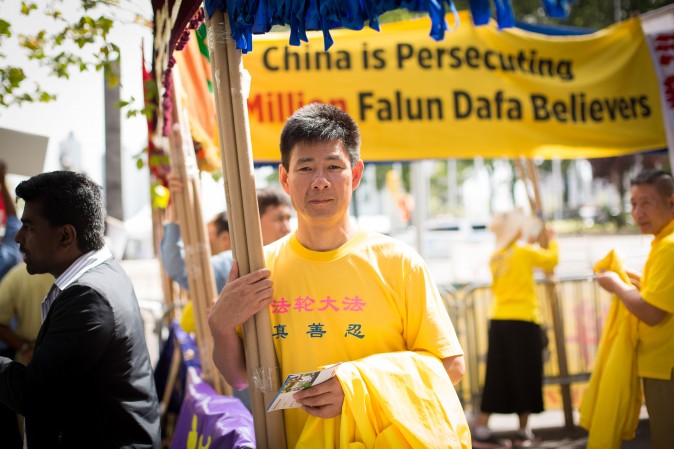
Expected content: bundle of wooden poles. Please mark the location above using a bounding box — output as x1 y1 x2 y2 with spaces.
205 10 286 449
167 68 231 397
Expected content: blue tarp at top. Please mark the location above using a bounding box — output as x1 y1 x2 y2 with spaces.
204 0 576 53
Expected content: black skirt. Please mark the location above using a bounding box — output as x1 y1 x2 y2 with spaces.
480 319 544 414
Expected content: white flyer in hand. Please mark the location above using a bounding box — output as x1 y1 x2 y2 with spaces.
266 363 341 412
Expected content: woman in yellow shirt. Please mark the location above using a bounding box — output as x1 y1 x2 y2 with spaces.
474 210 558 448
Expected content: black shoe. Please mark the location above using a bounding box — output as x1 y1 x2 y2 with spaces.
472 434 513 449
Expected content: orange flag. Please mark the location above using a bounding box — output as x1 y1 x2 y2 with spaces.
174 25 221 173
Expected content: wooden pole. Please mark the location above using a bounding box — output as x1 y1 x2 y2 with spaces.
515 159 574 429
525 160 544 218
152 205 178 322
206 12 267 446
206 10 286 448
524 159 574 430
160 345 182 418
514 158 537 212
223 15 284 437
167 70 231 396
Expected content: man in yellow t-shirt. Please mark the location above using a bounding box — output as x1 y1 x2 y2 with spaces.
596 169 674 449
0 263 54 365
0 262 53 447
208 103 467 448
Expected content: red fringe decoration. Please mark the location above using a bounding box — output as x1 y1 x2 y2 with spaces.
162 7 206 136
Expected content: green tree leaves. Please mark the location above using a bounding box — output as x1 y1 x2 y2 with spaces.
0 0 146 110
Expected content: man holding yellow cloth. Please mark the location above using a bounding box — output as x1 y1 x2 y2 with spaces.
208 103 469 448
596 169 674 449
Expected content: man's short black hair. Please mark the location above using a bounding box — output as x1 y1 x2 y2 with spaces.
279 103 360 171
210 211 229 235
257 187 290 217
631 169 674 198
15 171 106 253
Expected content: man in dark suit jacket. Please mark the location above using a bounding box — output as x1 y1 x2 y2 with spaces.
0 171 160 449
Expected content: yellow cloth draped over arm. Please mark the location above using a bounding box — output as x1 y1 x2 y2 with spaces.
295 351 471 449
579 250 642 449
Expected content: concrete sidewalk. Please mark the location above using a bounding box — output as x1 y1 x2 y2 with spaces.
488 419 651 448
482 409 652 448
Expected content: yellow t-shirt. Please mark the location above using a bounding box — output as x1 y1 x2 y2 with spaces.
264 231 464 448
489 240 559 324
638 219 674 380
0 263 54 342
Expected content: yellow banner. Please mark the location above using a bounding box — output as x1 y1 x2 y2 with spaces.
241 12 665 162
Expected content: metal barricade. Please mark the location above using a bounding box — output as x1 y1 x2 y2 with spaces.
438 274 613 420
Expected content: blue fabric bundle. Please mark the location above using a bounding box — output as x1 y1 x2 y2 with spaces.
542 0 575 19
204 0 573 53
470 0 514 28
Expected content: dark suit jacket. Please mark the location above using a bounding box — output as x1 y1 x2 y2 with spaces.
0 259 160 448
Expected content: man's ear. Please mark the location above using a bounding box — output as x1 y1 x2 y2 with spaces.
351 159 364 191
279 163 290 195
60 224 77 249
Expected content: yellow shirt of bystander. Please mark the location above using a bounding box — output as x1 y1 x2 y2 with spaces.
0 263 54 342
489 240 559 324
637 219 674 380
179 301 196 334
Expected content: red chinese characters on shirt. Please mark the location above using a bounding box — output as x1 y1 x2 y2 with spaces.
271 295 367 314
270 294 368 339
